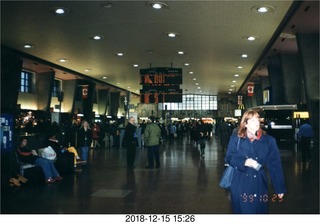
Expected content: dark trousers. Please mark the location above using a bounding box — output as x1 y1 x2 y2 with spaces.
300 137 312 163
126 144 136 169
147 145 160 168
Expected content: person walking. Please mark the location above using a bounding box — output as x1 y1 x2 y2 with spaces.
196 120 207 156
122 117 138 169
225 110 286 214
77 120 92 163
144 117 162 169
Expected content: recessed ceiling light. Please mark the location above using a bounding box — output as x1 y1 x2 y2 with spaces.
231 85 235 87
116 53 124 56
133 64 139 67
127 86 131 89
197 87 201 89
90 35 104 40
237 66 243 69
184 63 190 66
102 76 107 79
251 5 275 14
59 58 68 62
178 51 185 55
189 72 194 75
24 44 34 49
192 78 197 81
50 7 70 15
232 80 237 83
228 92 232 94
167 32 179 38
241 54 248 58
84 69 91 72
148 2 169 9
101 2 113 9
234 74 239 77
195 83 199 85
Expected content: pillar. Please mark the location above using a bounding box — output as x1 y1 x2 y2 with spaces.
296 33 319 149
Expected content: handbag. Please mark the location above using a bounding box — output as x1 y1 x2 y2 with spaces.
219 165 234 189
41 146 57 160
219 137 240 190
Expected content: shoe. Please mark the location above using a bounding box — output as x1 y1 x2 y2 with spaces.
75 168 82 172
76 159 86 164
45 178 56 184
17 175 28 183
9 178 21 187
53 176 63 181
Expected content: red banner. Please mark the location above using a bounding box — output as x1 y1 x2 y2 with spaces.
247 82 254 97
82 85 88 99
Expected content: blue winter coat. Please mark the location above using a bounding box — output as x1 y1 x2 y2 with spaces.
225 133 286 214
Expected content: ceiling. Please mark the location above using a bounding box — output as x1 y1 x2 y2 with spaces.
1 1 319 97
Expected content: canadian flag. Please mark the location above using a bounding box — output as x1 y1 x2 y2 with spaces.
82 85 88 99
247 82 254 97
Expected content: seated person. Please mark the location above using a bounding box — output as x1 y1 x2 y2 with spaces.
17 137 63 184
48 134 85 170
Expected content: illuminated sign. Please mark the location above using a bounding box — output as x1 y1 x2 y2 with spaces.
140 67 182 85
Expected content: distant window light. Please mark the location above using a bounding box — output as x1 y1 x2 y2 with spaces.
20 70 34 93
52 79 62 97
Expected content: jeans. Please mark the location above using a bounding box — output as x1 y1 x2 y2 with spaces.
80 146 89 161
34 157 59 180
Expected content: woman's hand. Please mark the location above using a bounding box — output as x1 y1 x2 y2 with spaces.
245 158 258 168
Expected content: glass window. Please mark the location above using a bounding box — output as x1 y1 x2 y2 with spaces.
20 70 34 93
52 79 61 97
159 94 218 111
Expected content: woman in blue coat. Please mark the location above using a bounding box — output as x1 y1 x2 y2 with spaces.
225 110 286 214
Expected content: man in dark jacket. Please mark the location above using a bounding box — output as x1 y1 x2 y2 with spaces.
122 117 137 169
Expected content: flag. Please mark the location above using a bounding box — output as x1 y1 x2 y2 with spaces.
82 85 88 99
247 82 254 97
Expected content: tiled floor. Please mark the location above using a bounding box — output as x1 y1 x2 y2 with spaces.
1 136 319 216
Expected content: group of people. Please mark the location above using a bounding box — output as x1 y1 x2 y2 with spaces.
122 116 161 170
15 120 93 184
14 111 314 215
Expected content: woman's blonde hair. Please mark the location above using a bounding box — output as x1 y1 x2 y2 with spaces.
80 120 91 129
237 110 264 138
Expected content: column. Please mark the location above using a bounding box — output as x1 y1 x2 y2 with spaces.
267 55 286 104
37 71 55 112
296 33 319 149
1 48 22 114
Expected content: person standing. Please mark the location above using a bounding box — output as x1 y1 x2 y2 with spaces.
144 117 162 169
77 120 92 163
225 110 286 214
297 120 314 164
92 122 101 149
122 117 138 169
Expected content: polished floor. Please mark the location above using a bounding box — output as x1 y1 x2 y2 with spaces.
1 136 319 215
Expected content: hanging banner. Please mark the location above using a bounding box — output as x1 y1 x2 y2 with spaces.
82 85 88 99
247 82 254 97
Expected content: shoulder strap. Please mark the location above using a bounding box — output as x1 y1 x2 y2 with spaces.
237 137 240 151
